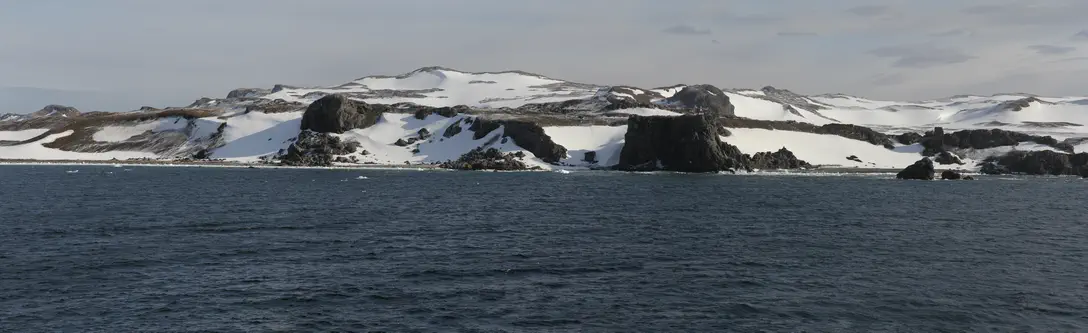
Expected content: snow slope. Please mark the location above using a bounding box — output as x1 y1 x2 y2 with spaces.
210 111 302 162
336 113 551 168
0 129 48 141
724 128 934 169
544 125 628 167
262 67 599 109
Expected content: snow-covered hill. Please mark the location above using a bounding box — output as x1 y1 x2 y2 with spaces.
2 66 1087 174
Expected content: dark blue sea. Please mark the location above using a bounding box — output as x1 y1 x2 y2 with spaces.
1 165 1086 332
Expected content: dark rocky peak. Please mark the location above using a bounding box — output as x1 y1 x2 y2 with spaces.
271 84 300 93
187 97 219 108
615 114 748 172
226 88 271 99
665 85 735 117
756 86 830 111
138 106 160 112
300 94 389 133
997 96 1052 111
30 104 80 118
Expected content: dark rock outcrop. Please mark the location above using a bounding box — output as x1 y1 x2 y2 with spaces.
997 97 1049 111
443 119 464 138
279 131 360 166
584 151 597 163
413 105 468 120
468 119 567 163
941 170 963 180
979 151 1088 176
226 88 270 99
847 155 862 163
439 147 530 171
300 94 387 133
616 115 747 172
896 158 935 180
919 127 1072 156
896 132 924 145
934 151 965 165
665 85 735 117
748 148 812 170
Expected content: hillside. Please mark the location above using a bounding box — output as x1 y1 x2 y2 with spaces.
2 66 1087 175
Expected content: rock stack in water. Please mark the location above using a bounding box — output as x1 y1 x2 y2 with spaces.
896 158 935 180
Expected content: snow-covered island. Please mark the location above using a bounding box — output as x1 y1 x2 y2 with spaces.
2 66 1088 177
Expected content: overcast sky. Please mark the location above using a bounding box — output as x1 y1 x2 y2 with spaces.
3 0 1088 113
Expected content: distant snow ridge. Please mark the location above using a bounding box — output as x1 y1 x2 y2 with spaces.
2 66 1088 175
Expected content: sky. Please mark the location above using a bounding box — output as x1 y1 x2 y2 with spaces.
2 0 1088 113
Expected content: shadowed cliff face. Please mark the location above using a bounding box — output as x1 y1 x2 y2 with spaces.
300 94 388 134
616 114 746 172
468 119 568 163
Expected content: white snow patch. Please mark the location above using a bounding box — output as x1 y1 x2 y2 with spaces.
724 128 923 169
544 125 628 167
604 108 682 117
211 111 303 162
0 129 48 141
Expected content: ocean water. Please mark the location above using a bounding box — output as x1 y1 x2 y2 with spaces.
1 165 1086 332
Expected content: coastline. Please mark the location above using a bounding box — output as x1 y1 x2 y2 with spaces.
0 159 443 171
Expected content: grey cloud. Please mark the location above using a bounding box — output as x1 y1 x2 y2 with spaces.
960 5 1002 15
1048 56 1088 63
870 73 907 86
1028 45 1076 55
777 31 818 37
1076 30 1088 39
661 24 712 35
959 3 1088 26
716 12 782 25
868 46 975 68
847 5 890 17
931 28 974 37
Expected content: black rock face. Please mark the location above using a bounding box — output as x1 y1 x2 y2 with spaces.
748 148 812 170
980 151 1088 176
665 85 735 117
413 105 468 120
615 115 746 172
280 131 360 166
442 118 465 138
919 127 1073 156
468 119 567 163
941 170 963 180
583 151 597 163
896 132 924 145
439 147 530 171
226 88 270 99
300 94 387 134
896 158 935 180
